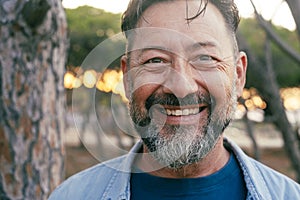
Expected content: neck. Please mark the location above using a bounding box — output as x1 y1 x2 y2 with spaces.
135 137 230 178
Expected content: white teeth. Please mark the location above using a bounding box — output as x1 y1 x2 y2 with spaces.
165 108 201 116
175 110 182 116
182 109 189 115
192 108 199 114
166 109 172 115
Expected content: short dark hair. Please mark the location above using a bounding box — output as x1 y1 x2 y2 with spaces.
121 0 240 37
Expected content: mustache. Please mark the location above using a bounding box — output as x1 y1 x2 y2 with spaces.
145 92 212 110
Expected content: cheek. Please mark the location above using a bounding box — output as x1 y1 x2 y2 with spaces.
195 69 233 104
131 84 159 106
128 67 167 94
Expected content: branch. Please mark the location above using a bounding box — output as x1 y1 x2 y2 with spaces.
285 0 300 37
249 0 300 65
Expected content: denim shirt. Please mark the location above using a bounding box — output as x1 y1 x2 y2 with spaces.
49 138 300 200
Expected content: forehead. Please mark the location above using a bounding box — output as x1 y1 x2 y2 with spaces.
137 1 223 29
128 1 232 54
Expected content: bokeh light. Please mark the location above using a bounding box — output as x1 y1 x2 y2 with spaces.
64 69 299 110
83 70 97 88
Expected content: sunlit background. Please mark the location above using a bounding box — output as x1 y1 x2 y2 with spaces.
64 68 126 101
62 0 296 31
60 0 300 180
64 67 300 118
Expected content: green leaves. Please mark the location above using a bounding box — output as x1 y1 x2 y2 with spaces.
66 6 121 66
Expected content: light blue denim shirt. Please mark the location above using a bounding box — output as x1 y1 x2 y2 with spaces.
49 138 300 200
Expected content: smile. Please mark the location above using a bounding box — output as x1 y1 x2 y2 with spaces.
159 105 207 116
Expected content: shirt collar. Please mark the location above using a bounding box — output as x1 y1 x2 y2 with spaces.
103 141 143 200
104 139 272 200
225 138 272 200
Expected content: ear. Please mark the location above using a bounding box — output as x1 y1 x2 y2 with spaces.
235 51 247 97
121 55 131 99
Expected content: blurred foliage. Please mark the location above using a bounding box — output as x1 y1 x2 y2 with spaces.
66 6 122 67
66 6 300 87
239 18 300 88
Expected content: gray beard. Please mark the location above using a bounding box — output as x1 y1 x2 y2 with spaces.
129 86 237 169
137 112 228 169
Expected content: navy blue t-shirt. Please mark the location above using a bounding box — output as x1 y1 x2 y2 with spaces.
130 153 247 199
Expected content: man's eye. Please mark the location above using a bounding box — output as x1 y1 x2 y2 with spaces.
145 57 165 64
189 54 219 70
199 55 214 61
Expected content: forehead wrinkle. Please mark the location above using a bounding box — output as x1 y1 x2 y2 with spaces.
129 46 170 61
188 41 220 53
140 41 219 52
131 40 221 60
191 41 218 49
140 46 170 53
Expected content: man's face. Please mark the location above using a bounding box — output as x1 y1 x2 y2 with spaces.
122 1 247 169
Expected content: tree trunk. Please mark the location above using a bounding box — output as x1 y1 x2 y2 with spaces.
264 38 300 182
239 98 260 160
246 1 300 182
237 32 300 182
0 0 68 199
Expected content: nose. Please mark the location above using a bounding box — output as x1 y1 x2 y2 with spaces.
162 59 198 98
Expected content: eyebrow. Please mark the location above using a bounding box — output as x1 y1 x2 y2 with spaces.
140 46 170 52
132 41 219 57
132 46 170 58
189 41 218 51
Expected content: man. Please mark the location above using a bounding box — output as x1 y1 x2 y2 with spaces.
49 0 300 199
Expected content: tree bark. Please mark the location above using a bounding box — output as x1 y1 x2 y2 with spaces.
0 0 68 199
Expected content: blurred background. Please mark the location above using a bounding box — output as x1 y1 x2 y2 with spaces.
0 0 299 199
61 0 300 180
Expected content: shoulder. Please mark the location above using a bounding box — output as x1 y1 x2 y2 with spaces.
225 138 300 198
48 155 128 200
250 157 300 198
49 141 142 199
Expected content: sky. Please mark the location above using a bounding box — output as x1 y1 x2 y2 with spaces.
62 0 296 31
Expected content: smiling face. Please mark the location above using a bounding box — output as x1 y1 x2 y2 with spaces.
122 1 247 169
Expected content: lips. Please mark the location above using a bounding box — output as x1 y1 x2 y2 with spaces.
145 93 211 125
